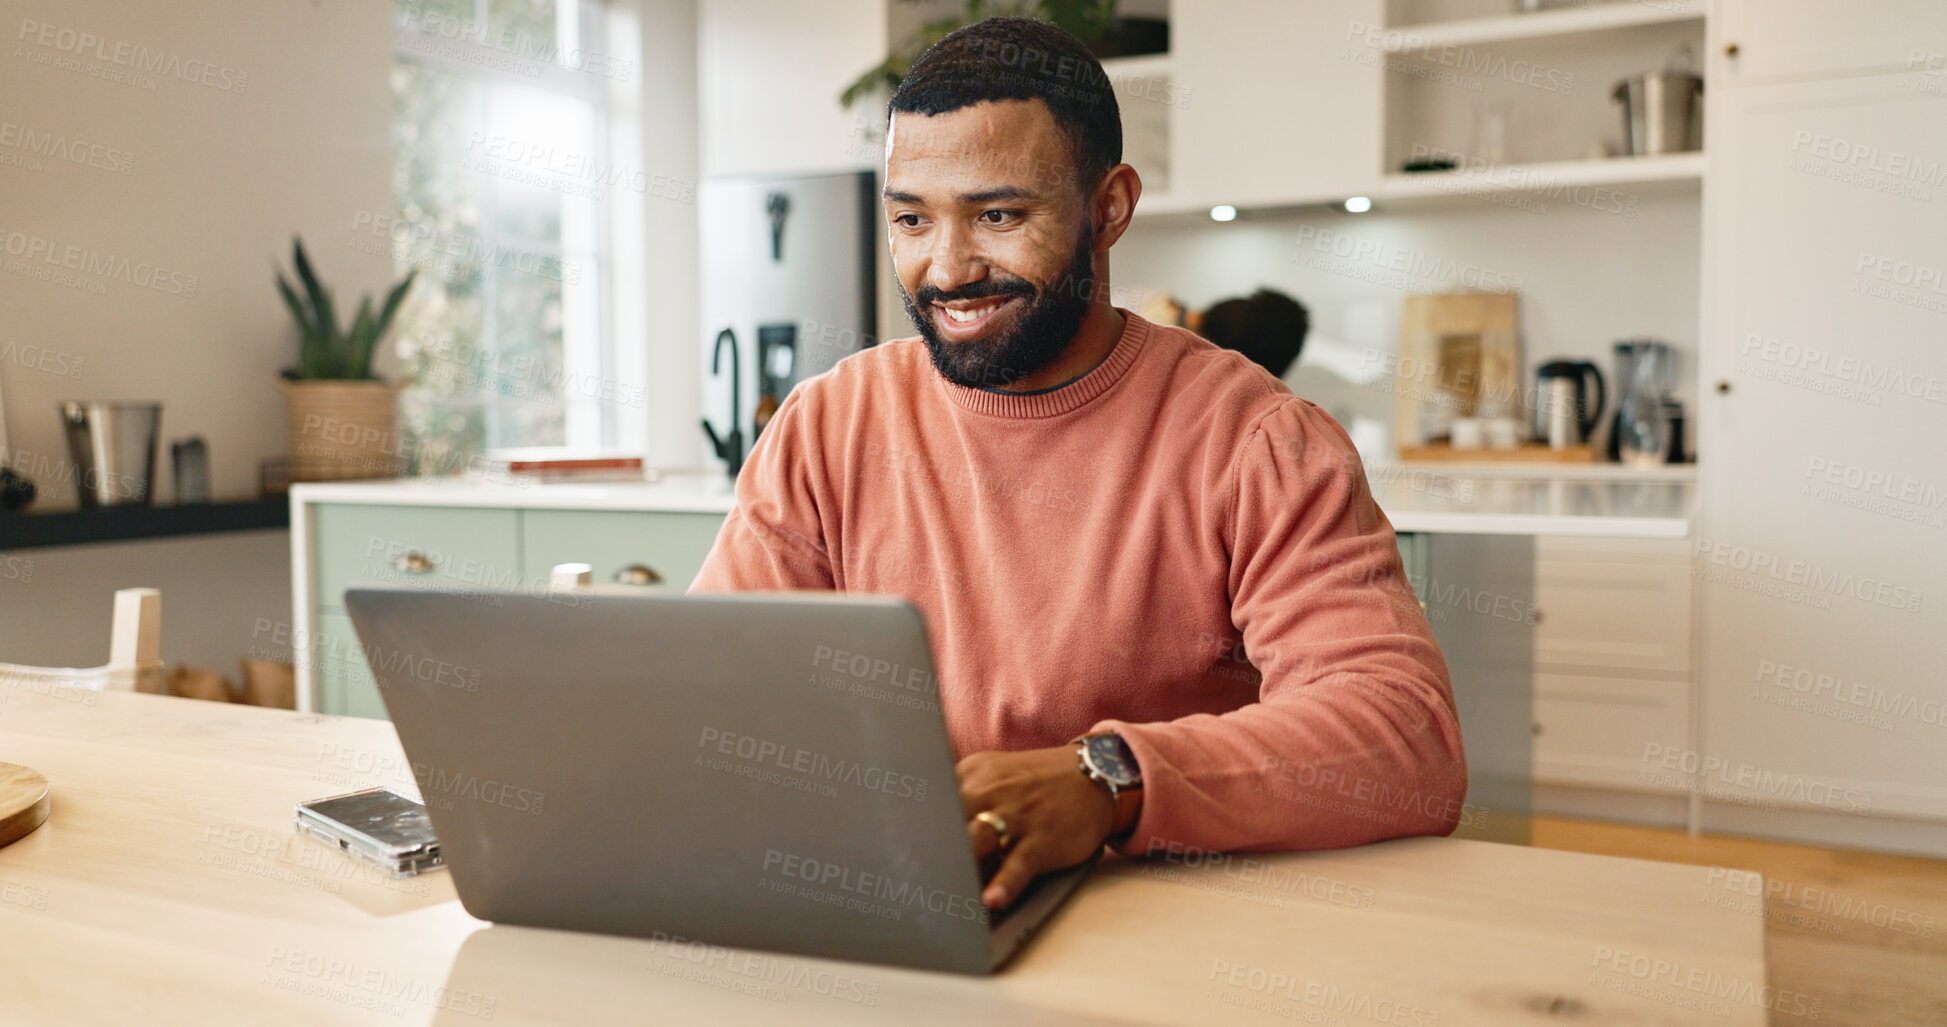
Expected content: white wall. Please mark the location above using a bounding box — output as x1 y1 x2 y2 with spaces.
1 0 393 673
2 0 396 506
1 2 712 672
1111 192 1702 459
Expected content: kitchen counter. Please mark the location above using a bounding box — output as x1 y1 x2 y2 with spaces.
289 470 738 514
1392 461 1696 482
1367 465 1694 538
291 464 1694 539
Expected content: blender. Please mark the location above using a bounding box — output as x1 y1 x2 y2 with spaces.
1607 339 1678 464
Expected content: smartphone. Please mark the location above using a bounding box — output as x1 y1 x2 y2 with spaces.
293 787 443 878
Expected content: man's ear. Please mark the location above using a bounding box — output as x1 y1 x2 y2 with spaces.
1088 163 1142 252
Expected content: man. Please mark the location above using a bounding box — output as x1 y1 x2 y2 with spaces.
690 17 1465 911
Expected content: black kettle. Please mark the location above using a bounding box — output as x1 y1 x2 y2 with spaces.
1533 360 1606 448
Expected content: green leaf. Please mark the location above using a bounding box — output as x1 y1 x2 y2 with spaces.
274 236 416 381
372 270 417 343
290 236 340 348
347 297 377 379
275 274 315 336
841 0 1119 110
839 58 905 109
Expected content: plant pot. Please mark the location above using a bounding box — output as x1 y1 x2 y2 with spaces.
279 379 400 482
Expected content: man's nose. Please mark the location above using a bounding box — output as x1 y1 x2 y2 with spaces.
925 220 986 295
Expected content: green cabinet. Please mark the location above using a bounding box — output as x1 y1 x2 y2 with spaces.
521 510 725 590
313 504 521 612
309 502 727 718
314 611 387 721
1396 531 1429 608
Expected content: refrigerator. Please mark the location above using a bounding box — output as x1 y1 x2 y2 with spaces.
699 170 879 477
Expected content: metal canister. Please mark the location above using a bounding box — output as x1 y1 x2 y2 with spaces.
60 400 162 507
1613 72 1703 155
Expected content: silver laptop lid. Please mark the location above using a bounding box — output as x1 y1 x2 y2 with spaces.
345 586 996 974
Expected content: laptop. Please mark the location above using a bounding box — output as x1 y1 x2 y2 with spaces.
344 585 1094 975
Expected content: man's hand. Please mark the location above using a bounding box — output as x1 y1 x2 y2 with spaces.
956 745 1119 910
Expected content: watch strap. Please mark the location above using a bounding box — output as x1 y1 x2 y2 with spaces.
1076 733 1143 840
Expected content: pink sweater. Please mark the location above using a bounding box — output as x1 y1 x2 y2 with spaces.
690 311 1467 855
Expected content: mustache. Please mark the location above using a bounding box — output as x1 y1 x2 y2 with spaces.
914 279 1034 307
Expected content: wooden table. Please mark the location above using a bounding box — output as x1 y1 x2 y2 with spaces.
0 688 1769 1025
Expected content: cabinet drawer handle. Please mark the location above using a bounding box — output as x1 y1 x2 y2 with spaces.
393 551 437 575
614 563 664 586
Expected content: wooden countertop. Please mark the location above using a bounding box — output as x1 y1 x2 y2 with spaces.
0 687 1767 1025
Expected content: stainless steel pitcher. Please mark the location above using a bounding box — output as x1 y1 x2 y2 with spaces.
60 401 161 507
1613 72 1703 156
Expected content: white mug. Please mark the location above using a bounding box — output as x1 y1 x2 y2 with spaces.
1485 417 1524 450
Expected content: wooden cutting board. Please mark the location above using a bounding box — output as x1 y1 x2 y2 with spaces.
1395 291 1523 449
1400 443 1596 463
0 762 51 848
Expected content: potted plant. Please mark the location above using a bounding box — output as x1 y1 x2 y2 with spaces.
838 0 1159 110
274 237 416 482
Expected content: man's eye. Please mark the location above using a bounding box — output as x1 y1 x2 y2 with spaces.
979 210 1018 225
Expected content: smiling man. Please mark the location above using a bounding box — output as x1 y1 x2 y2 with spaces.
690 17 1466 910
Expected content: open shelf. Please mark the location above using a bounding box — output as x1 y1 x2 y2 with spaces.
1131 150 1703 217
0 497 291 551
1378 152 1704 202
1384 3 1703 50
1097 53 1172 79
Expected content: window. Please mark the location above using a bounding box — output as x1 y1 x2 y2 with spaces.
390 0 628 469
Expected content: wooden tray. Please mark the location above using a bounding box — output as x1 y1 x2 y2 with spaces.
0 762 51 848
1399 443 1595 463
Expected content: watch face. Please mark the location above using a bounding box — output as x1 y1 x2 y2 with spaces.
1085 734 1140 787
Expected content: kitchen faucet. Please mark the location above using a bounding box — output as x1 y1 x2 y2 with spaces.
701 327 744 478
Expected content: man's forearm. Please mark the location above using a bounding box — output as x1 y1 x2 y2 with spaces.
1089 670 1469 855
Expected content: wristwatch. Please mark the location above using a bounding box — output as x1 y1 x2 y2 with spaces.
1077 732 1143 840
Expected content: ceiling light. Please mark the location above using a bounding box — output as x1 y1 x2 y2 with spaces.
1343 196 1373 214
1209 204 1237 222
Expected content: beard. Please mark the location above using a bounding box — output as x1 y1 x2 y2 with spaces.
900 223 1098 391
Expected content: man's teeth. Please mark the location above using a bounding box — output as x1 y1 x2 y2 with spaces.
943 301 1005 324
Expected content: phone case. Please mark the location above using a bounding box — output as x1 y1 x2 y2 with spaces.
293 787 444 878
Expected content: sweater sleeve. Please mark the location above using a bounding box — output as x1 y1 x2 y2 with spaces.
1089 399 1468 855
688 388 836 593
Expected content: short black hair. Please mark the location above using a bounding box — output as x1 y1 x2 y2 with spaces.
1201 289 1312 379
888 16 1122 194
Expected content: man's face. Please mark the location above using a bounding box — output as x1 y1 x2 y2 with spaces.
883 100 1096 390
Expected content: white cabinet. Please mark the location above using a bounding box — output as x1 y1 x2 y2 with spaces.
1101 54 1179 200
1169 0 1383 209
1713 0 1947 85
1531 538 1693 797
1534 538 1693 678
699 0 887 178
1697 68 1947 844
1536 674 1691 793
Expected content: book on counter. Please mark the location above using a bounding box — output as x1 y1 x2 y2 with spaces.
480 447 652 483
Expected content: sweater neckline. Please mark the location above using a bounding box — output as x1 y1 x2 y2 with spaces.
936 309 1151 419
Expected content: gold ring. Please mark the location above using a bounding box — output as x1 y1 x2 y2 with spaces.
974 810 1013 851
